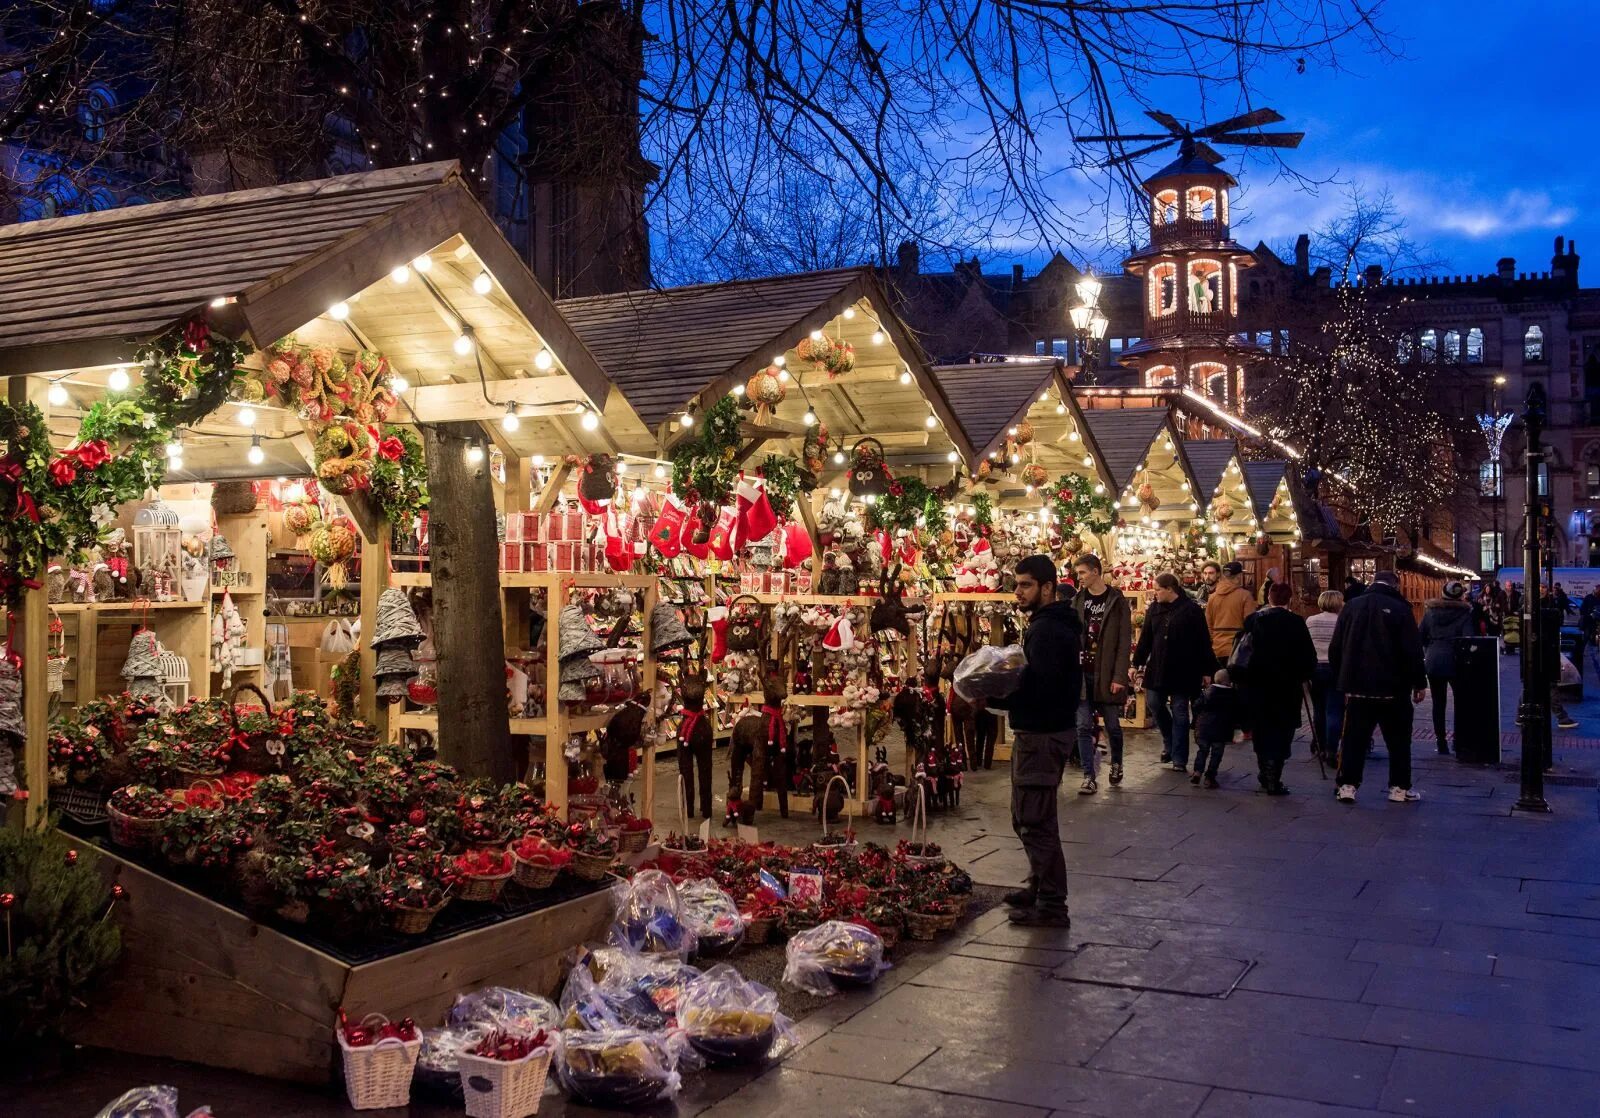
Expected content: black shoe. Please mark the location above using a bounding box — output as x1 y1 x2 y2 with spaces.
1003 886 1038 908
1266 782 1291 796
1159 752 1171 764
1008 905 1071 927
1189 771 1201 785
1558 717 1580 730
1203 775 1220 789
1109 763 1124 786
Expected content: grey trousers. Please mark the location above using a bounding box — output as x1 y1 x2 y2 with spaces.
1011 731 1071 907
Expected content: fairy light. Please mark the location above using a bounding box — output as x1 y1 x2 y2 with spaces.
247 435 265 466
390 373 409 394
1068 431 1080 442
843 308 856 319
412 254 432 273
453 331 474 356
925 413 938 429
47 381 68 406
107 366 130 391
164 435 183 459
533 348 554 371
473 272 493 295
731 384 746 396
832 449 845 465
872 331 885 345
898 369 912 385
679 410 695 429
466 443 485 466
391 265 411 284
654 464 666 479
772 355 786 367
778 368 791 383
580 407 600 431
947 450 959 463
803 409 817 427
501 403 520 432
329 301 350 320
236 405 256 427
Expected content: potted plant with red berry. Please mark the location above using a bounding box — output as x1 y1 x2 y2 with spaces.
452 846 515 903
509 833 572 890
106 783 175 848
565 821 619 882
377 850 455 934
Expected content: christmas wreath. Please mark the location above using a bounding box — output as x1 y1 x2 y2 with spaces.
669 395 742 508
1047 475 1119 537
368 425 428 529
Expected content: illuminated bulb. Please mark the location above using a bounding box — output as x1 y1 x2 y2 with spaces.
210 296 228 308
1040 392 1050 403
390 373 410 395
1068 431 1080 442
654 464 666 479
533 348 554 371
532 454 546 466
1141 515 1150 525
1010 452 1020 464
1094 484 1105 494
1190 501 1199 512
580 408 600 431
391 264 411 284
108 366 130 391
773 355 786 366
47 382 68 406
284 482 306 503
1056 403 1067 415
1083 455 1093 467
989 451 999 460
453 332 473 356
832 450 845 465
329 301 350 320
863 493 877 505
247 435 265 466
809 330 823 342
411 254 432 273
843 308 856 319
947 450 959 463
165 437 183 459
898 369 912 385
926 414 938 429
233 406 256 428
679 411 695 429
803 410 816 427
731 383 746 396
501 403 520 432
831 487 842 499
615 460 627 474
1008 426 1018 437
1181 481 1190 491
1024 484 1034 496
473 271 493 295
777 368 790 383
466 443 485 466
872 331 885 345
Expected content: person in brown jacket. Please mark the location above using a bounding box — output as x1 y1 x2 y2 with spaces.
1205 561 1257 667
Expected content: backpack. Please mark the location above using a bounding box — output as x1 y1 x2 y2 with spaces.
1227 629 1255 676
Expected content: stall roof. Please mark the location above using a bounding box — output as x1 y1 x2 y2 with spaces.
1183 439 1242 498
0 162 611 414
1241 460 1290 519
929 359 1058 462
1081 409 1180 492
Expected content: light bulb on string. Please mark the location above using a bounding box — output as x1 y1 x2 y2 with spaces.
501 403 520 432
803 410 816 426
466 443 485 466
412 255 432 273
165 435 183 459
898 369 911 385
731 384 745 397
453 331 474 356
947 450 958 463
390 373 409 394
1068 430 1080 442
532 454 546 467
47 381 68 406
832 449 845 465
533 348 554 371
679 411 695 429
580 408 600 431
1056 403 1067 415
615 459 628 475
925 413 937 429
236 405 256 427
654 463 666 479
872 330 885 345
247 435 265 466
329 301 350 320
473 272 493 295
777 368 790 383
391 265 411 284
772 355 786 367
108 366 130 392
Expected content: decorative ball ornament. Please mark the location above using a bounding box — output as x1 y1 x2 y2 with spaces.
0 892 13 909
1014 420 1034 446
745 365 788 424
974 459 992 482
282 501 320 537
1213 495 1235 523
1020 463 1049 489
1137 481 1159 512
110 883 126 900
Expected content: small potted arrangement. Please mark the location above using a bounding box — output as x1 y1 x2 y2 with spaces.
905 892 956 940
660 830 707 858
336 1010 423 1111
895 836 946 870
452 847 515 903
377 851 455 934
510 833 572 890
457 790 510 851
861 899 905 951
159 785 245 870
106 783 175 848
565 821 619 882
456 1029 555 1118
47 720 108 788
739 896 786 945
615 812 653 855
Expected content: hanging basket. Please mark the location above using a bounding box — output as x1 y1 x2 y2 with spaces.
212 480 259 515
338 1015 423 1111
847 438 890 499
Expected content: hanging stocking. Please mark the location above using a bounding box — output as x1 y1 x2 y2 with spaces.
707 606 730 663
707 506 739 561
782 521 814 569
603 508 633 572
737 476 779 544
683 504 714 560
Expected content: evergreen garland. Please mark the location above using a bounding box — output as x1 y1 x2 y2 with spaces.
970 492 993 530
669 395 743 507
758 454 801 517
369 425 428 529
1047 475 1119 535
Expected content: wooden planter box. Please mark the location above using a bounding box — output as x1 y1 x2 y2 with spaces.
73 845 612 1084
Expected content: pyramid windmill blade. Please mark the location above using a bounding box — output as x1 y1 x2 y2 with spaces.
1196 108 1285 137
1212 131 1305 149
1192 141 1226 165
1145 109 1188 136
1102 138 1180 167
1076 133 1179 143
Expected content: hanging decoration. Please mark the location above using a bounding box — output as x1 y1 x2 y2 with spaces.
757 455 802 518
368 424 427 530
1046 475 1119 537
308 516 359 589
795 334 856 378
0 317 248 600
744 365 787 424
669 395 742 510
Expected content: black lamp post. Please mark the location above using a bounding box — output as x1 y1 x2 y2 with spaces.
1515 382 1552 814
1069 275 1110 384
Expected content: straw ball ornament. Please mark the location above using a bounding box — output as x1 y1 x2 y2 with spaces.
1137 481 1159 512
282 501 320 537
1212 495 1235 523
1013 420 1034 446
745 365 788 423
1020 463 1048 489
309 518 358 589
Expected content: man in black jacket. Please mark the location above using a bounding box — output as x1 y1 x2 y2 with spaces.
988 554 1082 926
1133 571 1214 772
1329 570 1427 804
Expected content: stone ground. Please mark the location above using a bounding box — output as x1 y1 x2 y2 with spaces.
18 662 1600 1117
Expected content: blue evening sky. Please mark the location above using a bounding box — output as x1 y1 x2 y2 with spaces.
1055 0 1598 280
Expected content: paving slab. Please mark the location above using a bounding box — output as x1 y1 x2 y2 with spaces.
1376 1047 1600 1117
900 1045 1211 1116
699 1068 1048 1118
785 1032 938 1083
1235 954 1377 1001
1052 942 1251 996
1348 940 1495 976
1361 1005 1600 1074
1359 963 1598 1029
1196 1090 1407 1118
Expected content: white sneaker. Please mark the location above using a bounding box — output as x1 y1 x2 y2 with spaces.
1388 786 1421 802
1079 776 1098 795
1335 784 1357 803
1168 761 1188 772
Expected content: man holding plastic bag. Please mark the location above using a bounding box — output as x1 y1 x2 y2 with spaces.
959 554 1081 927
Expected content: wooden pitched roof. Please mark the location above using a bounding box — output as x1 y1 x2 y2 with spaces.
929 359 1057 461
1080 409 1171 491
1242 460 1290 519
0 162 611 410
1184 439 1241 497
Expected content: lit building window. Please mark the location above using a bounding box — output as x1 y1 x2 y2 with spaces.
1149 262 1178 316
1185 186 1217 221
1525 325 1545 363
77 86 114 143
1537 462 1550 497
1587 464 1600 500
1466 327 1485 364
1187 259 1221 313
1442 330 1460 362
1051 338 1068 358
1479 531 1503 571
1035 340 1046 356
1480 460 1501 497
1420 329 1438 363
1192 361 1228 403
1146 365 1177 387
1153 190 1179 225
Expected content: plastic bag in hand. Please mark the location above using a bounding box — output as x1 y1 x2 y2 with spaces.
677 878 746 957
607 869 697 961
446 985 561 1035
94 1087 213 1118
679 962 797 1064
555 1027 684 1108
782 919 889 996
952 643 1026 703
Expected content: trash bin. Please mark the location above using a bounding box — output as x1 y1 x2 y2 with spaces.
1453 637 1501 765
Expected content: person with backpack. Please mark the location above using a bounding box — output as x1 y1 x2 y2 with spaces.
1191 668 1244 788
1132 571 1214 771
1330 570 1428 804
1205 561 1256 669
1239 581 1317 795
1418 580 1479 756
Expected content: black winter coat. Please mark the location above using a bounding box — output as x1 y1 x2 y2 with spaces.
1418 598 1478 678
1329 582 1426 698
1133 594 1213 697
988 600 1082 737
1241 606 1316 731
1193 681 1243 743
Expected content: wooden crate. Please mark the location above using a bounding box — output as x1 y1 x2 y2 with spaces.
73 844 613 1084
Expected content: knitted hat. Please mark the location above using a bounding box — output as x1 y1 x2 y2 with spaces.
374 646 417 677
371 588 424 647
560 652 602 685
649 601 693 655
121 629 165 682
557 604 604 662
208 534 235 562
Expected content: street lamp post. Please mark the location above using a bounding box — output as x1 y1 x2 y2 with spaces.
1494 374 1507 569
1069 275 1110 384
1515 382 1552 814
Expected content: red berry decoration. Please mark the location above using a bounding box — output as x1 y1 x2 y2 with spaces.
0 893 14 910
64 849 78 866
110 884 126 900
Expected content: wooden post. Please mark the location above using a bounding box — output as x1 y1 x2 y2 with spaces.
421 423 514 782
10 376 48 825
543 578 567 810
358 530 389 730
534 464 572 514
798 490 824 582
638 578 659 822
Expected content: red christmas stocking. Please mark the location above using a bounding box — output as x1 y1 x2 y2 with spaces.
683 505 714 560
649 496 689 558
737 477 779 543
707 506 739 560
782 521 814 569
604 532 632 572
707 605 729 662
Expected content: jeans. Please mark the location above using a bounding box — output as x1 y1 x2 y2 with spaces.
1193 736 1227 776
1146 688 1193 768
1010 731 1071 907
1075 696 1124 780
1310 664 1345 757
1427 673 1457 748
1338 696 1414 790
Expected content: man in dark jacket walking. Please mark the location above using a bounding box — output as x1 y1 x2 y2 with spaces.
1330 570 1427 804
1241 582 1317 795
1133 571 1213 772
988 554 1081 927
1419 580 1478 755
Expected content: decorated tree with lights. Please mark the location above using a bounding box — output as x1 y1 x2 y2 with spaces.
1251 284 1464 533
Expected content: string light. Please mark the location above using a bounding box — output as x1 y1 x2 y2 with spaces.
580 407 600 431
679 410 695 429
1056 402 1067 415
777 368 790 383
466 443 485 466
772 355 786 366
872 331 885 345
236 405 256 427
803 409 816 426
107 366 130 391
898 369 912 385
501 403 520 432
533 348 554 371
1068 430 1080 442
329 301 350 320
809 330 823 342
390 373 409 394
925 413 937 429
615 459 628 474
390 265 411 284
473 272 493 295
832 449 846 465
453 331 474 356
47 381 68 406
165 435 183 459
1083 455 1094 467
412 255 432 273
247 435 265 466
532 454 546 466
731 384 745 396
654 463 666 479
947 450 959 463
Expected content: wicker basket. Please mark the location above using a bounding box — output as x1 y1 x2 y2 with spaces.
570 848 617 882
458 1046 553 1118
618 828 650 855
511 852 562 890
743 914 777 945
392 899 447 935
904 911 944 941
52 784 107 826
338 1016 423 1111
212 480 259 515
877 923 902 951
106 803 167 848
227 682 283 774
163 765 225 791
902 785 947 870
936 910 961 932
457 868 514 903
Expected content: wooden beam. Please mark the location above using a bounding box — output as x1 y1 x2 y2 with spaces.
405 376 587 423
534 463 572 514
738 417 809 439
337 491 386 547
10 375 48 825
358 530 389 726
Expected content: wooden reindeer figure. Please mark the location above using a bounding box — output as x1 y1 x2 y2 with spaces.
726 669 792 825
677 676 714 819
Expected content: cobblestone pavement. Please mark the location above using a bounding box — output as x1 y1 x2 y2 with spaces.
17 685 1600 1117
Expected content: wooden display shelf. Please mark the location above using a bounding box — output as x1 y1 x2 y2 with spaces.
932 591 1015 602
52 599 208 613
213 586 264 596
391 708 613 736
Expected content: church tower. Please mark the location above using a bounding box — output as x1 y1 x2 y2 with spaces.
1118 145 1259 409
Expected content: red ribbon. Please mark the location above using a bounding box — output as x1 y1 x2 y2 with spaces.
378 437 404 462
761 704 788 754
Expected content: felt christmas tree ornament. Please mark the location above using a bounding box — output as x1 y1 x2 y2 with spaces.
736 476 778 543
649 601 694 654
782 521 814 569
648 496 689 558
821 613 854 652
707 506 739 560
557 603 605 662
707 605 730 663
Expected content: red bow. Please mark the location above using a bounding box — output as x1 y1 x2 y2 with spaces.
72 440 111 469
378 436 404 462
47 457 78 486
0 458 21 485
183 318 211 354
15 491 39 523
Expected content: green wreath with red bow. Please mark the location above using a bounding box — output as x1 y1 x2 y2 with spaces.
1047 474 1119 537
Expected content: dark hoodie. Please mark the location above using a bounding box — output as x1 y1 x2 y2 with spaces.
988 599 1082 736
1418 597 1478 678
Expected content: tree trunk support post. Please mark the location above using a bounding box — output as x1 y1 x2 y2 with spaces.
10 376 49 827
